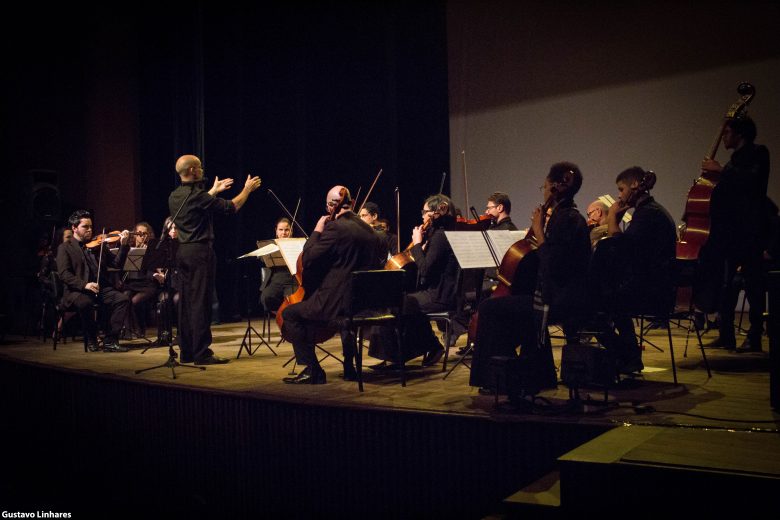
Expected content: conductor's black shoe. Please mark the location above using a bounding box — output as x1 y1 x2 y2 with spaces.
194 355 230 365
702 337 736 350
736 337 762 353
86 343 100 352
283 366 326 385
103 342 129 353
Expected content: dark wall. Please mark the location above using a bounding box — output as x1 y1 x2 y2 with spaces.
2 2 450 329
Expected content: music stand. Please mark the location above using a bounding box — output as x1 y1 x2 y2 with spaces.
120 247 153 344
235 244 278 358
135 237 205 378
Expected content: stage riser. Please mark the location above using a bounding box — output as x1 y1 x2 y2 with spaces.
1 360 608 517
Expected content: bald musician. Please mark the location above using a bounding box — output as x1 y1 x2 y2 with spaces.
168 154 262 365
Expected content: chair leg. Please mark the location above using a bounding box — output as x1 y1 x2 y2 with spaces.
396 325 406 387
356 326 364 392
692 316 712 378
441 319 451 373
666 321 677 385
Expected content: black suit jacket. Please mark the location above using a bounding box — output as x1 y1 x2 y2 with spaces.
295 212 384 321
56 237 130 307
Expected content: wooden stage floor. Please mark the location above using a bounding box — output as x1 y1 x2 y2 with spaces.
1 317 777 432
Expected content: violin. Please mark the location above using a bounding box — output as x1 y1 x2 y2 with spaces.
455 212 492 231
85 230 137 249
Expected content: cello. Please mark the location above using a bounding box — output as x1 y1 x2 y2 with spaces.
677 82 755 260
276 188 348 344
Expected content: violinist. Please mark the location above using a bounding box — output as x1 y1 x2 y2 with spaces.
56 209 131 352
359 201 398 256
594 167 676 374
368 194 459 368
120 221 160 338
469 163 590 393
698 116 770 352
259 217 298 315
169 154 262 365
485 192 518 230
281 185 384 385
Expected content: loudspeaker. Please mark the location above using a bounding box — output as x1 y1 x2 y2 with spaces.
30 169 61 221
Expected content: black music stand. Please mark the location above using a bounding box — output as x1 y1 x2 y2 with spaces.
235 247 277 359
120 247 153 345
135 237 205 378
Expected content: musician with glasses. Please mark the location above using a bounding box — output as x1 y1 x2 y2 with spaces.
485 192 518 231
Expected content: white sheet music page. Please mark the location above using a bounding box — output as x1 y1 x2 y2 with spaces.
444 231 496 269
275 238 307 275
485 230 527 260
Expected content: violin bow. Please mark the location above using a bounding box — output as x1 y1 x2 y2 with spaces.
439 171 447 195
267 189 310 239
352 186 362 211
96 227 106 290
395 187 401 253
291 197 302 235
357 168 383 214
461 150 470 213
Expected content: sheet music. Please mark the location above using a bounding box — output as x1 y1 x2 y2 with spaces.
444 231 497 269
275 238 306 275
486 230 528 260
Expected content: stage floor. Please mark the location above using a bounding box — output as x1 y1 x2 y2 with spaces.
1 317 776 432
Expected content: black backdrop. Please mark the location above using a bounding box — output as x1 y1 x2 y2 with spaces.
3 2 450 327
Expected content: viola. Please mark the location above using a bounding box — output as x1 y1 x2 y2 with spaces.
677 82 755 260
276 188 347 344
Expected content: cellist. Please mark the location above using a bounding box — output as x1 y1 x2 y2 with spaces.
280 185 385 385
469 163 590 394
698 116 770 352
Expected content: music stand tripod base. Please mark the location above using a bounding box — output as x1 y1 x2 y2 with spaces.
135 346 206 379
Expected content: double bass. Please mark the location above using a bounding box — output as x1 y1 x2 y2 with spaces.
276 188 348 344
677 82 755 260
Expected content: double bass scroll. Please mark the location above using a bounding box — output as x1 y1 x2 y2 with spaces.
677 82 755 261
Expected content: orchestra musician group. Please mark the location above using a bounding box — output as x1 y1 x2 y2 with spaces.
42 109 773 392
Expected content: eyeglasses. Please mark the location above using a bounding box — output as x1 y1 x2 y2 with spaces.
586 210 599 218
421 209 433 216
327 201 340 208
485 205 497 210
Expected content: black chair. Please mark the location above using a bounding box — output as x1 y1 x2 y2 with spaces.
344 269 406 391
427 267 484 372
633 258 712 385
49 272 106 353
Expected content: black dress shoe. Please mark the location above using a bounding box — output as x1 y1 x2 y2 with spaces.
342 362 358 381
103 342 129 353
736 337 762 353
86 343 100 352
702 337 736 350
194 355 230 365
283 366 326 385
422 348 444 367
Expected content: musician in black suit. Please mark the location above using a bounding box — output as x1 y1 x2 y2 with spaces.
281 186 385 384
56 210 131 352
469 163 591 392
359 201 399 256
596 167 677 373
259 217 298 315
699 116 770 352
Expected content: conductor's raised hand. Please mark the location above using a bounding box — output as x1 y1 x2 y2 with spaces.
244 175 262 193
211 176 234 194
